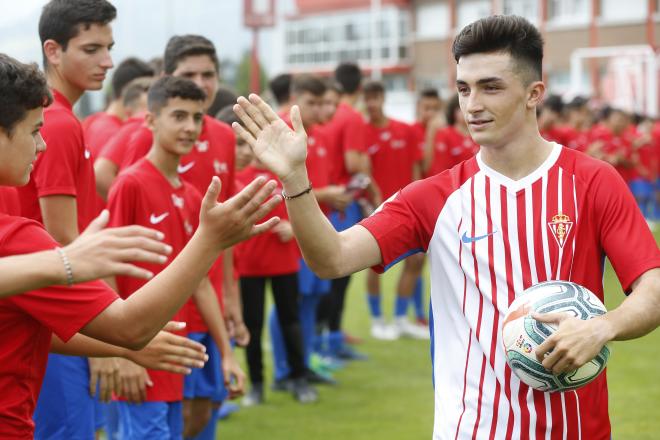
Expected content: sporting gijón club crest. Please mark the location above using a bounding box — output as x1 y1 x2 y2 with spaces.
548 213 573 248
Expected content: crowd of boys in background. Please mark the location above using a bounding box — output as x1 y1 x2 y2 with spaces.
0 2 658 438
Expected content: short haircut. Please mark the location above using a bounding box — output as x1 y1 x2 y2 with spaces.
324 78 343 94
566 96 588 110
147 76 206 114
215 104 241 127
334 62 362 94
39 0 116 68
269 73 292 105
419 88 440 100
149 57 164 76
207 86 239 116
445 94 461 126
111 57 154 100
452 15 543 84
362 80 385 97
164 35 219 75
542 94 564 114
121 77 153 109
291 74 327 97
0 53 53 135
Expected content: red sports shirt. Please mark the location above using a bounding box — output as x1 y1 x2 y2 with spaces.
322 102 367 184
0 215 118 439
107 158 201 401
365 118 421 200
97 116 148 167
82 111 123 159
360 145 660 440
234 166 299 277
17 89 100 231
588 125 635 182
0 187 21 215
428 125 479 177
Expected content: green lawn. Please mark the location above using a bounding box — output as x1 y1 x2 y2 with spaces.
218 228 660 440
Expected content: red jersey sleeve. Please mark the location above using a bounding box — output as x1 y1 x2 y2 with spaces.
33 112 82 198
591 164 660 291
0 217 118 341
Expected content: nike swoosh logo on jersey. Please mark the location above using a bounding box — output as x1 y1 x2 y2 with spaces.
150 212 169 224
461 230 498 244
84 149 91 160
177 161 195 174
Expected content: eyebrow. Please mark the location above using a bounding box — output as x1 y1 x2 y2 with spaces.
456 77 505 86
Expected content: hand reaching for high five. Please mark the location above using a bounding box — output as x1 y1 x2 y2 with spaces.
233 95 309 183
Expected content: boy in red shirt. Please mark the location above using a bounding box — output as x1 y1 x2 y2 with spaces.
363 81 427 340
0 51 279 440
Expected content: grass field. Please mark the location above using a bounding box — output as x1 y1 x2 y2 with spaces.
217 228 660 440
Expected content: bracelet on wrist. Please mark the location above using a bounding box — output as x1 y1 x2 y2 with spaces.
281 182 312 200
55 247 74 287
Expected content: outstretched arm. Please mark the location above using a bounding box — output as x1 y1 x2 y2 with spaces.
232 95 381 279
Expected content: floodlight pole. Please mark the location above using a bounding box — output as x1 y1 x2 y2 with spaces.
251 27 260 93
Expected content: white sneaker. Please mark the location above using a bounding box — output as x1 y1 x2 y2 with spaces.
370 318 399 340
394 317 430 340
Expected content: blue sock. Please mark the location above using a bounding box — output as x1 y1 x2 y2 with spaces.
395 296 410 318
299 295 321 367
412 277 424 319
328 331 344 356
367 294 382 318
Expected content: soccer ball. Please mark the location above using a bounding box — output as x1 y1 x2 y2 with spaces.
501 280 611 392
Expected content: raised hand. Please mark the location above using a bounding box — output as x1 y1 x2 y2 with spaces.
198 176 282 250
233 94 308 182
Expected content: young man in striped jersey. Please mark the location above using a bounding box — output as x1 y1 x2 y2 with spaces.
233 15 660 440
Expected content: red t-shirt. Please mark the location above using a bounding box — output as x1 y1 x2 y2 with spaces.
0 215 118 439
107 158 200 401
428 125 479 176
17 89 100 231
82 112 123 159
117 116 236 333
97 116 148 167
322 102 367 185
562 125 591 152
365 119 421 200
411 121 427 155
0 187 21 215
588 125 635 182
233 166 299 277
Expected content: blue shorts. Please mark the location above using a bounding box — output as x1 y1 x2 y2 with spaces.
329 201 363 232
118 401 183 440
298 258 331 296
183 332 227 403
34 354 97 440
629 178 655 198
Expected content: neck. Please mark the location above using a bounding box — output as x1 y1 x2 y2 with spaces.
47 70 84 105
105 100 126 119
479 119 554 181
146 145 182 187
341 93 359 107
370 114 388 127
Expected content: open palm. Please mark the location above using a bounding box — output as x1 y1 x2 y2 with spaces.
232 94 308 181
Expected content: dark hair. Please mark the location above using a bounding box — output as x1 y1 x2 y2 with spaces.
148 76 206 114
362 80 385 97
291 74 327 97
566 96 588 110
122 77 152 109
419 88 440 100
445 94 461 126
334 62 362 94
269 73 292 105
207 86 238 116
324 78 343 94
542 94 564 114
164 35 219 75
215 104 241 127
111 57 154 100
39 0 116 68
0 54 53 135
149 57 164 76
452 15 543 83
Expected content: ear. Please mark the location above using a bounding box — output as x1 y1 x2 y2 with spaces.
43 40 62 68
527 81 546 110
145 111 156 131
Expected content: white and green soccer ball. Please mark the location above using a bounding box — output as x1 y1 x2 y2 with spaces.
501 280 611 392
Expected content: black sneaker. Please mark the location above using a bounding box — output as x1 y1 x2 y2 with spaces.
271 377 293 392
242 384 264 407
305 368 337 386
291 378 318 404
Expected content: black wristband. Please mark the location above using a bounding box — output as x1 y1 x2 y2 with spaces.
281 182 313 200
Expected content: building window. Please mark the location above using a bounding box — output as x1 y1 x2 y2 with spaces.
457 1 491 30
547 0 590 26
503 0 538 24
600 0 647 22
415 3 450 40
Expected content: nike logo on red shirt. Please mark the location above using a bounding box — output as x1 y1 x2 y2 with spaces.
150 212 169 224
177 161 195 174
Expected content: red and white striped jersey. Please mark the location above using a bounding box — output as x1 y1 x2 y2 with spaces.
361 143 660 440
